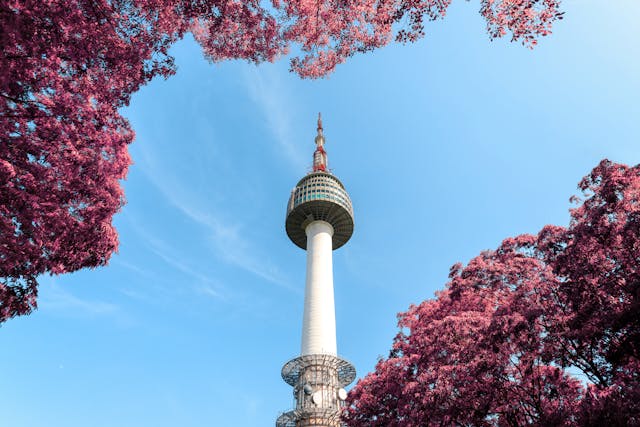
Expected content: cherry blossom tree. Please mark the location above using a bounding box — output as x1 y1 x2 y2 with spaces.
1 0 564 323
537 160 640 425
343 160 640 426
1 0 188 323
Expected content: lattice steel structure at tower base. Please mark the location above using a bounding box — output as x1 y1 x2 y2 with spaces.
276 355 356 427
277 115 356 427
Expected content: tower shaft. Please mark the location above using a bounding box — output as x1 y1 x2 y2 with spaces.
302 221 337 356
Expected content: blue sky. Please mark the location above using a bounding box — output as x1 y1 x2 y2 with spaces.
2 1 639 426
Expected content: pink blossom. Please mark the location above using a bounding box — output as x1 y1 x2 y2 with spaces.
344 161 640 425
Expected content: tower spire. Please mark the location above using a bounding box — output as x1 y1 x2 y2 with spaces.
313 112 327 172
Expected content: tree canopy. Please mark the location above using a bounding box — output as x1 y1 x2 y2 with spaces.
0 0 563 322
343 160 640 426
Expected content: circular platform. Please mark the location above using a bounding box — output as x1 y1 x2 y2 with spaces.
276 408 342 427
286 172 354 250
281 354 357 388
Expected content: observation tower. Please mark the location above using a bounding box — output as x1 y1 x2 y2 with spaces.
276 114 356 427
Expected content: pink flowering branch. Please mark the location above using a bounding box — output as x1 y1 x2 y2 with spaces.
344 160 640 425
1 0 564 323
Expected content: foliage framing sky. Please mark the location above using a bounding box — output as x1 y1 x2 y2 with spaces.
2 1 639 426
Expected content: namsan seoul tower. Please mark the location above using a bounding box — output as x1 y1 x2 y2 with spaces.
276 114 356 427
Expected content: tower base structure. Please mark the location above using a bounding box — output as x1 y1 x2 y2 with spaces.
277 354 356 427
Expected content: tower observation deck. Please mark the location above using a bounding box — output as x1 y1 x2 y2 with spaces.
277 115 356 427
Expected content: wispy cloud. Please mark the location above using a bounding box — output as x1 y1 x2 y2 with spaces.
197 283 223 300
112 258 156 279
123 215 230 300
38 279 128 323
242 65 306 171
132 140 296 293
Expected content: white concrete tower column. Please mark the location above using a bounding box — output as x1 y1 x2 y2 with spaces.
301 220 337 356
